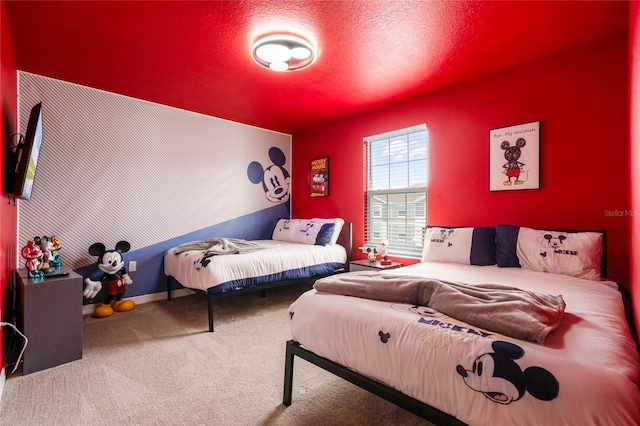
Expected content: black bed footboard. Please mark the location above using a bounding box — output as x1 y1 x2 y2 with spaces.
283 340 467 426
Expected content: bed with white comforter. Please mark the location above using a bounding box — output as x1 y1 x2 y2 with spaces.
165 239 347 293
286 225 640 425
164 218 350 331
289 262 640 425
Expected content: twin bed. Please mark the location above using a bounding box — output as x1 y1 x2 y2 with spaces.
164 220 640 424
284 225 640 425
164 218 351 331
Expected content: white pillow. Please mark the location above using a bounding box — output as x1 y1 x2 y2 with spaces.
422 226 497 266
422 227 473 264
311 218 345 245
515 227 603 281
272 219 335 246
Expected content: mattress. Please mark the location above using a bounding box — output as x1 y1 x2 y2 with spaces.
164 240 347 293
289 262 640 425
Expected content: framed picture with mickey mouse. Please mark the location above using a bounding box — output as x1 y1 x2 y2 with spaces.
489 120 540 191
310 156 330 197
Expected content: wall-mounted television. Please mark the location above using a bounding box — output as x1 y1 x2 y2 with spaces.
4 102 43 200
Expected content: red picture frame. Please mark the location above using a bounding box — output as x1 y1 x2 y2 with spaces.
310 157 329 197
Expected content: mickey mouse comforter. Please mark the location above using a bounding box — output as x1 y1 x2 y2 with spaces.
164 240 347 293
288 262 640 425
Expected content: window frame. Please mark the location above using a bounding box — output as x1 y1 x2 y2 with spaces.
364 124 427 258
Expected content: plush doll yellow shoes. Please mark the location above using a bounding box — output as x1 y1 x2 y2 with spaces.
93 299 136 318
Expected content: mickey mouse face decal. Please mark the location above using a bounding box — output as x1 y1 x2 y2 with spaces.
541 233 567 249
247 147 291 205
456 352 520 404
408 305 438 318
263 164 291 203
456 341 559 405
439 229 455 240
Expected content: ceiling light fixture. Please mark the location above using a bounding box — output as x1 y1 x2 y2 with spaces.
252 34 316 72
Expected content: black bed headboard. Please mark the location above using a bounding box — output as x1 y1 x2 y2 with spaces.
336 223 353 265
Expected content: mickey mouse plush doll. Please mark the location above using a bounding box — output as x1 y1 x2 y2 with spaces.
83 240 135 318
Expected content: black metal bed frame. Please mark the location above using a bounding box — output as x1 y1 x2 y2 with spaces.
283 340 467 426
283 226 610 425
166 223 352 332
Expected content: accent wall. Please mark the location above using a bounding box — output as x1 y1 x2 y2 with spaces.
16 72 291 304
292 35 631 287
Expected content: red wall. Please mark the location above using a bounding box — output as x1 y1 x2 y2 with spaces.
630 1 640 329
292 35 631 286
0 0 18 369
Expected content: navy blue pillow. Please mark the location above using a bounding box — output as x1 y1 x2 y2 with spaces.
495 224 521 267
315 223 335 246
470 227 497 266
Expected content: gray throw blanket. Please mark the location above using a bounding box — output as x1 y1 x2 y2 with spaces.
173 238 266 256
313 271 565 343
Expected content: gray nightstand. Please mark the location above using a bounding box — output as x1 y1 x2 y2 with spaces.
16 265 83 374
349 259 404 272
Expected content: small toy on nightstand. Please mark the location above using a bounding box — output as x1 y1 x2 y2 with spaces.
49 235 63 267
21 240 46 278
83 240 135 318
35 235 63 269
376 241 392 265
366 247 377 262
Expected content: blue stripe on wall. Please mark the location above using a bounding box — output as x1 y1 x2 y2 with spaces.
76 203 289 305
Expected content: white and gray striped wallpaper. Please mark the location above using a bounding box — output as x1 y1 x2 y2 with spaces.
17 72 291 269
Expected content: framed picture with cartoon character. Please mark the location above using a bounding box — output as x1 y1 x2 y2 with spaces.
489 121 540 191
310 156 329 197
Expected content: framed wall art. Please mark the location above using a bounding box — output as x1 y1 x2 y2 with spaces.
489 121 540 191
310 156 329 197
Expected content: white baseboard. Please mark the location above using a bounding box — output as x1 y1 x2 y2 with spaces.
82 288 195 316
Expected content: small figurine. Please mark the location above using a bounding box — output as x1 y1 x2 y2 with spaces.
376 241 391 265
366 247 377 262
21 240 45 278
49 235 63 267
34 236 56 270
83 240 135 318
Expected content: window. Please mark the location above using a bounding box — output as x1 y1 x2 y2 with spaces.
365 124 427 257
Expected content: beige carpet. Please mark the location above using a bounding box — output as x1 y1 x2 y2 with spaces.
0 282 432 426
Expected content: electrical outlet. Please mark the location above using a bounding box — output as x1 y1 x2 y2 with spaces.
129 261 137 272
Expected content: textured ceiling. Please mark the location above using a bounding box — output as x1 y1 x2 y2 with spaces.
5 0 629 134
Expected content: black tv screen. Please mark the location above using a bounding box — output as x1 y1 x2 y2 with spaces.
5 102 43 200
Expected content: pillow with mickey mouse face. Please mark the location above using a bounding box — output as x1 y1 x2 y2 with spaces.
422 226 496 266
496 225 603 281
272 219 335 246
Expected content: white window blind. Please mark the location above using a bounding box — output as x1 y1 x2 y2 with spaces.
365 124 427 258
